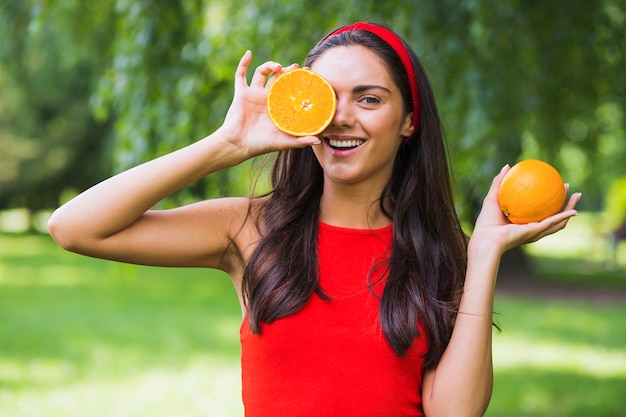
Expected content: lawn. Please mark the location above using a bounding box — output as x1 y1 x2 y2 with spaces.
488 212 626 417
1 222 625 416
488 297 626 417
0 234 244 417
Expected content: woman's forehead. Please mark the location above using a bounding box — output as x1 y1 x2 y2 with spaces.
310 45 395 91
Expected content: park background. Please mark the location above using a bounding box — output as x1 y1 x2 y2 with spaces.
0 0 625 416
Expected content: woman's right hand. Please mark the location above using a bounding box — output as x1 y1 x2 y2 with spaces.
217 51 321 158
49 51 320 271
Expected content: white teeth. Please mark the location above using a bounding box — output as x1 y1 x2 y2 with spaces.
329 139 364 148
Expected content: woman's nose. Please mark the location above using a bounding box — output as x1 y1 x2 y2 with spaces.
331 98 354 128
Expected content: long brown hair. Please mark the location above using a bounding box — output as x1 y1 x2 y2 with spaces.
242 26 468 369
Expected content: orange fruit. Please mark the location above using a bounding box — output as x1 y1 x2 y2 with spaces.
497 159 567 224
267 68 336 136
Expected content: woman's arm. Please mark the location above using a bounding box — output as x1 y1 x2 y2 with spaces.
48 51 319 273
422 165 581 417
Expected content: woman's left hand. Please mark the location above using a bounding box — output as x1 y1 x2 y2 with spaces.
470 164 581 255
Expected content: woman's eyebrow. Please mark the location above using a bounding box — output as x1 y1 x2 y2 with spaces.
352 84 392 94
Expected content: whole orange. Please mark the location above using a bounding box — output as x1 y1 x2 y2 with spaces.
497 159 567 224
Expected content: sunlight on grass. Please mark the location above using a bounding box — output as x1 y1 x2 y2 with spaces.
0 357 243 417
1 234 244 416
487 295 626 417
0 358 75 387
2 233 625 417
493 337 626 377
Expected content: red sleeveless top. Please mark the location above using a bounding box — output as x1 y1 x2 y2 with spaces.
240 222 428 416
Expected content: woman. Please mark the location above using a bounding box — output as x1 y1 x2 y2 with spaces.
48 22 580 416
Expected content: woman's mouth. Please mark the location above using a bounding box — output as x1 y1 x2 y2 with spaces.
327 138 365 150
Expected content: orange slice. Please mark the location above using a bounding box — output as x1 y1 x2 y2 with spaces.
267 68 336 136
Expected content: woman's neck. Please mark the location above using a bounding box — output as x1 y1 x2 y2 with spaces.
318 182 392 229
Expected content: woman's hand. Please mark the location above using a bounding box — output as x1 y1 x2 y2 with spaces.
470 164 581 256
425 164 579 417
217 51 321 158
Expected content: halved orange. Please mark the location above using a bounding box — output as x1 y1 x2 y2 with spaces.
267 68 336 136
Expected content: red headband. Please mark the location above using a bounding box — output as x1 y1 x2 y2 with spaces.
323 22 420 135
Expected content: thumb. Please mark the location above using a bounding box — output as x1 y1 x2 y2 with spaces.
485 164 510 201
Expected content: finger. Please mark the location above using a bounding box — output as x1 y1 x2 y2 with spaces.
563 192 582 211
484 164 510 202
493 164 510 188
529 218 571 243
265 63 300 87
528 209 578 242
251 61 283 88
234 50 253 89
546 208 578 227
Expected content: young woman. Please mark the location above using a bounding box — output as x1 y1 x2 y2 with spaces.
48 22 580 417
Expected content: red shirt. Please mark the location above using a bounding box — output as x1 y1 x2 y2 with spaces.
240 222 428 416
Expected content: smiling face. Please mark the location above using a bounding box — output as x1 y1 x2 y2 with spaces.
310 45 414 192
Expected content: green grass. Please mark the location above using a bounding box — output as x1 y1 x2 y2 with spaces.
486 211 626 417
488 297 626 417
1 227 625 417
0 234 244 417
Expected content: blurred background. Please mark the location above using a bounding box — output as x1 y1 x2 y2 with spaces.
0 1 624 416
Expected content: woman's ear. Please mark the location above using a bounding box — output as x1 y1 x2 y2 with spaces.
400 112 415 138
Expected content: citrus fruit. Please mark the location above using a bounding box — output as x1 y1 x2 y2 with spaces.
267 68 336 136
497 159 567 224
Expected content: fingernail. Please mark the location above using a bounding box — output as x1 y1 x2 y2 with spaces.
500 164 509 173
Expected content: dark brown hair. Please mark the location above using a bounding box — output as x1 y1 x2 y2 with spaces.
242 26 468 369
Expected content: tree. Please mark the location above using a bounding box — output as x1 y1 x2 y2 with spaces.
1 0 624 220
407 0 626 219
0 0 115 210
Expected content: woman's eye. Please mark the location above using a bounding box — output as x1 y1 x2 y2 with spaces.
360 96 380 105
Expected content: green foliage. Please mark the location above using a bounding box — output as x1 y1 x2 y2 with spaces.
1 0 625 218
605 177 626 227
408 0 626 217
0 0 114 209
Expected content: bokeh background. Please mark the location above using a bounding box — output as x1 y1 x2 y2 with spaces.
1 1 625 416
